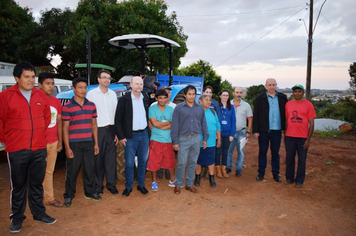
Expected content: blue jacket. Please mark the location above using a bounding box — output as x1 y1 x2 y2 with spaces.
219 103 236 137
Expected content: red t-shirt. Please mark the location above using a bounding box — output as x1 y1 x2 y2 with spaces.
285 99 316 138
45 95 62 144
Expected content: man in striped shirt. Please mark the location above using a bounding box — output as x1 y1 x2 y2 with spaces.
62 77 100 207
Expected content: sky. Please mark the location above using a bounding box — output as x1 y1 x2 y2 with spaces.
16 0 356 90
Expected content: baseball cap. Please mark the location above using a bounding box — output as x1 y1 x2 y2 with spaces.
292 84 305 91
160 85 172 90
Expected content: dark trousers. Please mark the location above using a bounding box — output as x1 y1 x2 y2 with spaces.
258 130 281 175
64 141 95 199
215 135 231 166
285 136 308 184
95 127 117 192
7 149 47 221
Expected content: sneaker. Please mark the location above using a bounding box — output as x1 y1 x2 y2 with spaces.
9 219 22 233
284 179 294 185
84 193 102 201
256 173 264 181
226 168 231 174
151 181 158 191
156 178 161 183
236 170 242 177
64 198 72 207
34 214 57 224
168 180 175 188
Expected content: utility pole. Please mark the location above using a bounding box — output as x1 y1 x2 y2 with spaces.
306 0 313 100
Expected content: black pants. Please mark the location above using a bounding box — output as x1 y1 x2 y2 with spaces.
7 149 47 222
95 127 117 192
258 130 282 175
285 136 308 184
64 141 96 199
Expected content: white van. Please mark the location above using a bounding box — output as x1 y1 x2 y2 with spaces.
0 76 72 96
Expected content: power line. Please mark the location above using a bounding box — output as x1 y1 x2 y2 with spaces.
214 6 306 68
319 12 356 47
177 5 304 18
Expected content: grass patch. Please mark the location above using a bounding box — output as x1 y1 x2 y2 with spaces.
313 129 344 137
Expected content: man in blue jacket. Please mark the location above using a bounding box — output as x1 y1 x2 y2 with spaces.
253 78 288 182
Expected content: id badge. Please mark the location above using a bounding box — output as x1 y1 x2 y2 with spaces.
222 120 227 125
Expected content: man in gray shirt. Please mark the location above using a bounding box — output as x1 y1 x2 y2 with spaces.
171 85 209 194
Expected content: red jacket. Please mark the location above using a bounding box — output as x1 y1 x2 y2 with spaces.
0 84 51 152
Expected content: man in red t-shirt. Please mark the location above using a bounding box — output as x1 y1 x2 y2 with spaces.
38 72 63 207
285 84 316 187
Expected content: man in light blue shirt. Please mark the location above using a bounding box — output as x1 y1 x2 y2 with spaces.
253 78 288 182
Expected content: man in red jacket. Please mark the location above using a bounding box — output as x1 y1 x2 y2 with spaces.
0 61 56 233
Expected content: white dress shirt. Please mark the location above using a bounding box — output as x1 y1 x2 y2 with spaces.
86 87 117 127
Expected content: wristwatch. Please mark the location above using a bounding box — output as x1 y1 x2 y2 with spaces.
246 131 251 134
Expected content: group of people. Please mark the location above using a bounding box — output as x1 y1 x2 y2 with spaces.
0 61 316 233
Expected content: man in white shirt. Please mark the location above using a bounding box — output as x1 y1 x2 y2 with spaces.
227 87 253 177
87 69 119 195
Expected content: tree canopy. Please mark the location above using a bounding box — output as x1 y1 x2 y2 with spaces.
2 0 188 81
245 84 266 103
176 59 222 98
0 0 48 65
348 62 356 95
44 0 188 81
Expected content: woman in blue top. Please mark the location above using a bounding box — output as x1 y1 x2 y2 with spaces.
194 94 221 187
215 89 236 178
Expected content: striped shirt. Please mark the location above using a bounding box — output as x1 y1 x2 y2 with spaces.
62 97 97 142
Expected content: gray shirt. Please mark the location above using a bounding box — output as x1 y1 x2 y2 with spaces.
170 101 209 145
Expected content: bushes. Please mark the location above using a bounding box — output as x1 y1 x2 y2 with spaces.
312 98 356 127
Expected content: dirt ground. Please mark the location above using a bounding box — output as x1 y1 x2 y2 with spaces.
0 134 355 236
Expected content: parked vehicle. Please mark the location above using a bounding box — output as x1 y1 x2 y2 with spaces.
0 76 72 96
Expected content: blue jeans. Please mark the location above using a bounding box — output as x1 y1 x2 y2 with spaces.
285 136 308 184
215 135 231 166
175 135 201 187
227 129 246 171
257 130 281 175
124 128 149 189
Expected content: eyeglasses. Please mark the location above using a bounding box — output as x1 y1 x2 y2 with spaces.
100 76 112 81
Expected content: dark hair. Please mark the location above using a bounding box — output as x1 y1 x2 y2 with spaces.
218 89 232 110
97 69 111 78
72 77 88 88
184 85 196 95
13 61 36 78
203 85 213 93
38 72 55 84
155 89 168 98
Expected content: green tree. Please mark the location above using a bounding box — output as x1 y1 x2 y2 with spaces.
0 0 48 65
349 62 356 95
42 0 188 81
176 59 222 98
245 84 266 103
39 8 75 79
220 79 233 98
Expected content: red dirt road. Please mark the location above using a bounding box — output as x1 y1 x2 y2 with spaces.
0 135 355 235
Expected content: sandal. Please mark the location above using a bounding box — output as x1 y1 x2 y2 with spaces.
46 200 63 207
